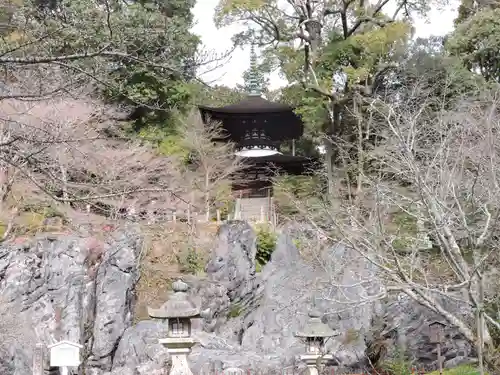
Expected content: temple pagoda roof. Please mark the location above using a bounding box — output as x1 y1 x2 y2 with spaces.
198 44 304 141
198 95 296 115
241 154 319 174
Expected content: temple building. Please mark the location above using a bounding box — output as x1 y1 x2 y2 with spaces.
198 45 316 221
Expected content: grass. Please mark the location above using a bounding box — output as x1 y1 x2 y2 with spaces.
133 221 217 322
426 365 485 375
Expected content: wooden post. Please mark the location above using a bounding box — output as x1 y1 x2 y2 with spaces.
437 342 443 375
270 197 275 228
234 198 241 220
216 209 221 224
292 139 296 156
173 211 177 223
32 343 44 375
429 321 446 375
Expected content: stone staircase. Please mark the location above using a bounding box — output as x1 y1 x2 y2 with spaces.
234 197 273 222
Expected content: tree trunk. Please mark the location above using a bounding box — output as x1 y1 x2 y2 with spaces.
205 171 210 222
354 95 363 194
325 140 334 196
59 162 69 205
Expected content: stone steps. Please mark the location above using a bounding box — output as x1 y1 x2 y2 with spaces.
234 197 272 222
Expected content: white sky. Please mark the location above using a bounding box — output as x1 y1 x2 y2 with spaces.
191 1 459 90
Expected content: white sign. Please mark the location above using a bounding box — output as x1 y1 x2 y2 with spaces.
48 340 83 367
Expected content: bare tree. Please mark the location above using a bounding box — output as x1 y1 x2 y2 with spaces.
286 82 500 372
0 97 196 240
177 111 246 221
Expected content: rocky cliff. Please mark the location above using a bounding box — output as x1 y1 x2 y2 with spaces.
0 222 476 375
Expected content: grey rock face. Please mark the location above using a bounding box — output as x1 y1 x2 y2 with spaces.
233 227 378 367
189 221 258 334
113 320 168 370
0 221 476 375
188 223 475 371
204 221 257 302
0 226 142 375
382 293 475 369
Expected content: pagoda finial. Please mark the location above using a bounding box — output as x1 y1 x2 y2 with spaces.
247 43 261 97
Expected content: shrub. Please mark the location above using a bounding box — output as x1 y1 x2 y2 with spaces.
380 349 414 375
228 303 243 318
254 224 277 269
177 246 205 275
274 175 321 216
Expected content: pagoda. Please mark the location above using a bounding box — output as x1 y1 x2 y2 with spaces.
198 45 315 219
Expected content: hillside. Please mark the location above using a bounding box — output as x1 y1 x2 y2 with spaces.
0 97 213 235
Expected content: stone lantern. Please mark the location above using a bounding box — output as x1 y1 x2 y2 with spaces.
294 309 337 375
148 279 200 375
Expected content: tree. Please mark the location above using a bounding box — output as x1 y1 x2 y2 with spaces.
293 79 500 372
213 0 436 196
454 0 497 25
0 0 203 130
447 6 500 83
176 111 246 221
0 97 195 241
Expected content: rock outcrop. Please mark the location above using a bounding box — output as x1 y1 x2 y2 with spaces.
0 221 476 375
0 227 142 374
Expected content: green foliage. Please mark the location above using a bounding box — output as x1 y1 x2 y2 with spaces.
389 211 419 253
158 134 190 159
254 224 277 267
228 302 244 318
274 175 323 216
212 184 235 220
292 238 302 250
447 8 500 82
281 84 330 133
20 203 65 219
380 350 414 375
8 0 199 130
427 365 486 375
319 22 411 85
177 246 205 275
392 211 418 235
187 82 244 107
255 262 262 273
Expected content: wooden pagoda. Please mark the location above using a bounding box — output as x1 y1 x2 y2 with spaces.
198 45 316 220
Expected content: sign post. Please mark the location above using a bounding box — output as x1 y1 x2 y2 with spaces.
48 340 83 375
32 343 44 375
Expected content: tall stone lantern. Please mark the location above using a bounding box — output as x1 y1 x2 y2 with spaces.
148 279 200 375
294 309 337 375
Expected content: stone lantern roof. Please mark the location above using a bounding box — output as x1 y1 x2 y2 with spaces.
294 309 336 338
148 279 200 319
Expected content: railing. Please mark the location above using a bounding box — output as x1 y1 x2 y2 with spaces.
98 195 278 228
230 196 276 228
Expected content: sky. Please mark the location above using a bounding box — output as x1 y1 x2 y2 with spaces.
191 1 459 90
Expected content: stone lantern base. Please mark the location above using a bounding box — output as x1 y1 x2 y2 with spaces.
299 354 334 375
160 338 197 375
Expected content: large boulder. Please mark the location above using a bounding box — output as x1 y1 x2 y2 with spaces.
0 226 142 374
